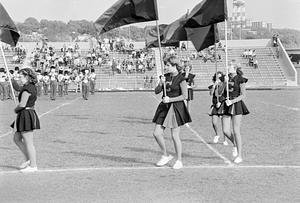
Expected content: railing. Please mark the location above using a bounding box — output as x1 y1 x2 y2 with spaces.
277 39 298 85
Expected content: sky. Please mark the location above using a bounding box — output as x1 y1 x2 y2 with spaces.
1 0 300 30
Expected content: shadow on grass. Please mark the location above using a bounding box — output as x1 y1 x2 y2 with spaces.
56 114 92 120
76 130 109 135
137 134 205 144
63 151 153 165
124 147 220 160
119 116 152 125
0 165 19 170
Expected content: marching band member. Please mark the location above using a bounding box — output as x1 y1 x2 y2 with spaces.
42 72 50 96
49 66 58 100
36 70 43 97
57 69 64 97
89 68 96 95
81 69 90 100
63 70 71 95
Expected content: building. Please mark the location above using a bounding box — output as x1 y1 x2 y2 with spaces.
251 21 273 31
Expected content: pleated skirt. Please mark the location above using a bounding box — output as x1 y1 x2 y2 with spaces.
152 101 192 128
11 109 40 132
223 100 250 116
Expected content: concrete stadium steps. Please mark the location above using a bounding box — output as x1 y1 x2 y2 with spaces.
177 47 287 88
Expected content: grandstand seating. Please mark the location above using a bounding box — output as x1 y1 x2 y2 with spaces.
0 43 291 90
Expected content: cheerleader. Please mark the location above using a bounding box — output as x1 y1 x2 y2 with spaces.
222 64 249 163
49 67 58 100
152 56 192 169
208 72 228 145
11 68 40 172
89 68 96 95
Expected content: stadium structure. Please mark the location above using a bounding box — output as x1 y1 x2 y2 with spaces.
0 37 298 91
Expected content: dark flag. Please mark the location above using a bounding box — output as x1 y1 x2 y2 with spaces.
0 3 20 47
162 14 188 43
161 13 219 52
145 24 179 48
186 24 219 51
185 0 227 28
95 0 158 34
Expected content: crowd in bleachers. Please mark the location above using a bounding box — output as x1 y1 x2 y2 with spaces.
242 49 258 68
2 44 27 64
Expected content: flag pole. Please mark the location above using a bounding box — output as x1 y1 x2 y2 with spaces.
214 31 219 103
155 20 166 97
0 42 17 105
224 19 229 100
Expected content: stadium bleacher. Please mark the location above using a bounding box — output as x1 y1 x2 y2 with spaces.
0 39 296 90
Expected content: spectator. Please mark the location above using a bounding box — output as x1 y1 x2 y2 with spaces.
253 59 258 69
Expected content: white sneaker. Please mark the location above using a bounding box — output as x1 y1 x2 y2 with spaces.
213 136 220 143
156 155 173 166
233 157 243 164
232 147 238 157
20 166 38 173
19 160 30 169
223 140 229 146
172 160 183 169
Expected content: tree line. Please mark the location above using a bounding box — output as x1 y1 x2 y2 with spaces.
16 17 300 48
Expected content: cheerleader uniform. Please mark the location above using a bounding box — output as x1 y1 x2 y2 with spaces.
11 83 40 132
152 73 192 128
208 82 226 116
223 75 250 116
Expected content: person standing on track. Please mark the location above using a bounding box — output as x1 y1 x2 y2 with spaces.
11 68 40 172
222 64 249 163
152 56 192 169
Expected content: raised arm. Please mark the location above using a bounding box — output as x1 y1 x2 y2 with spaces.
11 79 22 92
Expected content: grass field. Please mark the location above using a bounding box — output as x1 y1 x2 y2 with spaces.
0 90 299 202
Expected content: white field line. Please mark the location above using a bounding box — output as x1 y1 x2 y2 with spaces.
0 97 80 138
259 101 300 111
0 165 299 175
150 94 232 165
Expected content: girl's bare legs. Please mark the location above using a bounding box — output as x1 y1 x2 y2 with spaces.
232 115 243 159
222 116 235 145
212 115 220 142
13 132 29 161
22 131 37 167
171 127 182 161
153 124 167 156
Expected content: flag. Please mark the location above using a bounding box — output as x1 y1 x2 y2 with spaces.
162 14 188 43
161 13 219 52
185 0 227 28
95 0 158 34
145 24 179 48
186 24 219 51
0 3 20 46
